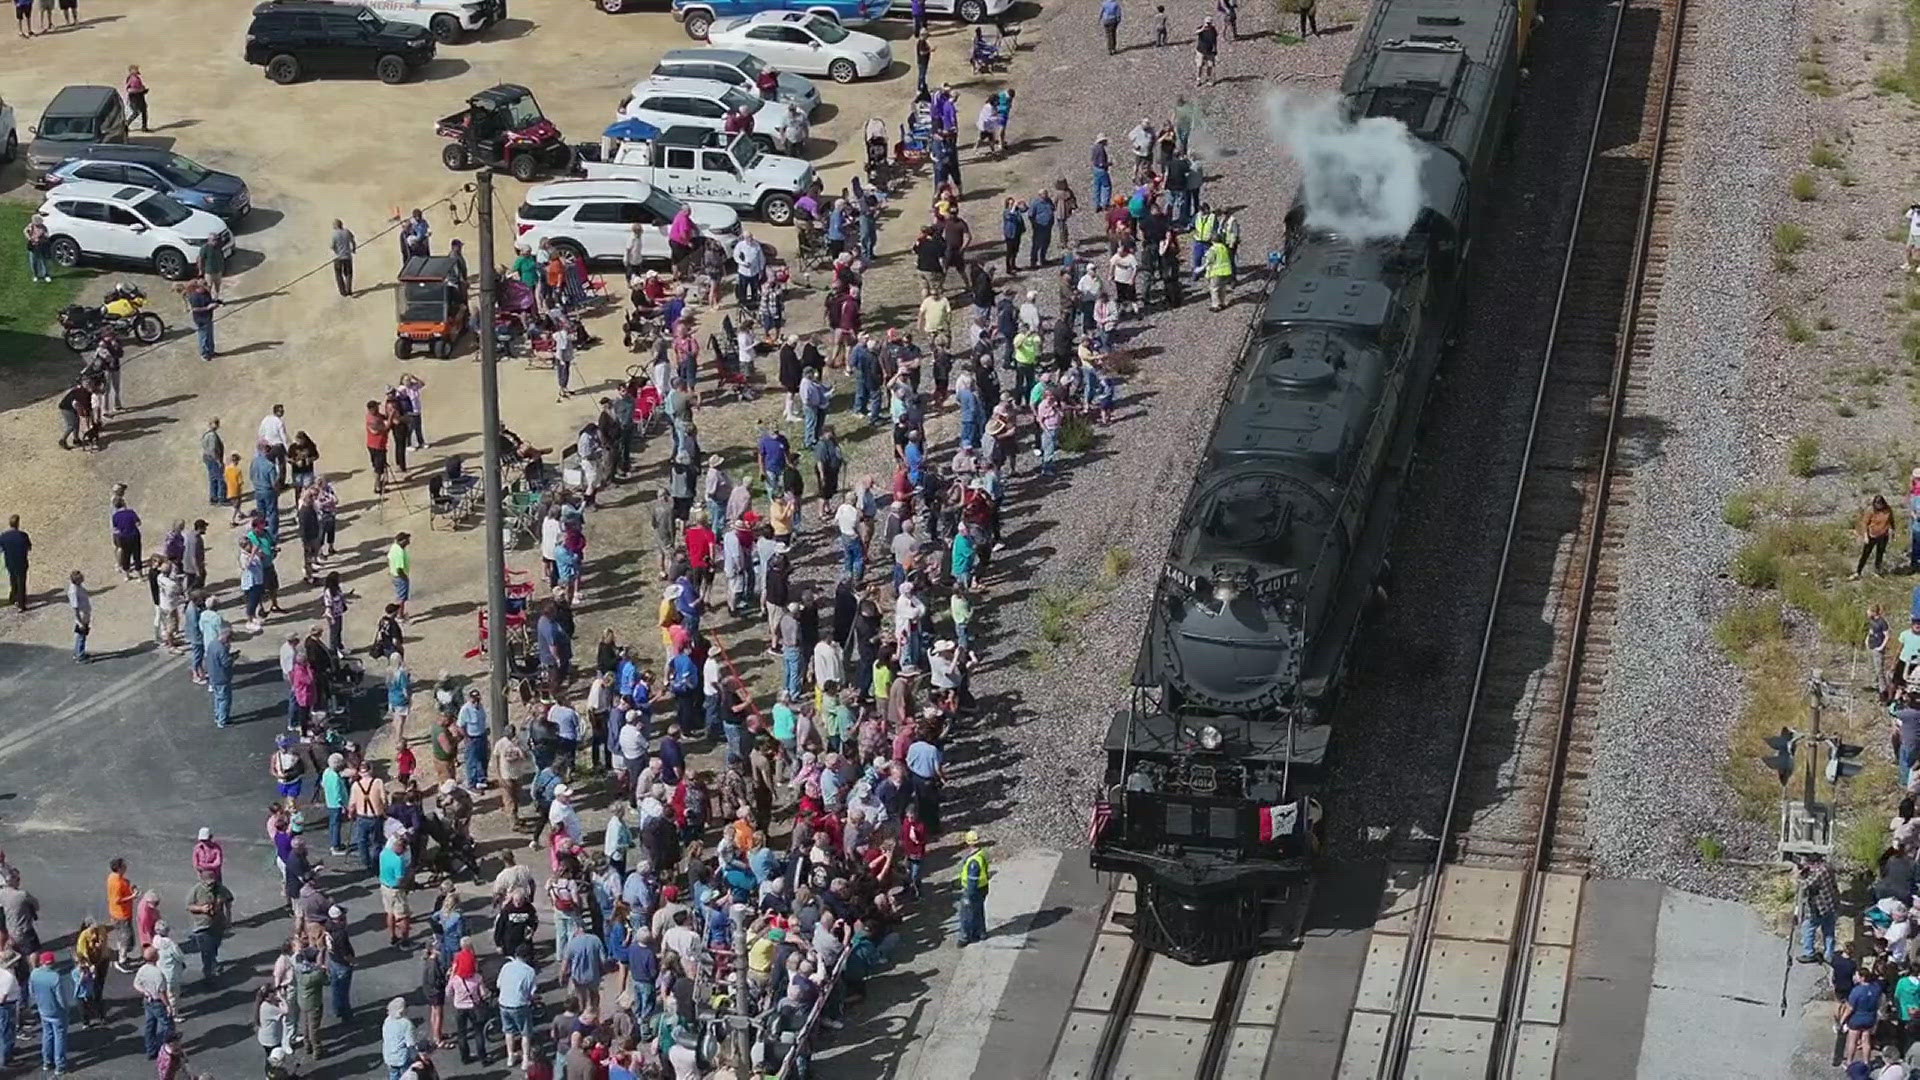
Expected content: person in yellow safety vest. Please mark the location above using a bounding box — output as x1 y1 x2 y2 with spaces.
1205 237 1234 311
1011 327 1042 403
1190 206 1217 279
957 830 992 945
1216 211 1240 286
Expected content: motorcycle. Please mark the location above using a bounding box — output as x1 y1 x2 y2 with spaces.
59 282 166 353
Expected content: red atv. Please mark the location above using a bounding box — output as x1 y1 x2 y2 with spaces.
436 84 576 182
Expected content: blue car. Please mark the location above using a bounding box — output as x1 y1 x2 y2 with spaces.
33 144 251 223
673 0 887 41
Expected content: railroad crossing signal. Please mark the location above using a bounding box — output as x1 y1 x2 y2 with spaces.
1826 739 1866 783
1761 728 1797 785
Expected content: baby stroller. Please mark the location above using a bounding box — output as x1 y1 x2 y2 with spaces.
710 314 760 402
863 117 895 190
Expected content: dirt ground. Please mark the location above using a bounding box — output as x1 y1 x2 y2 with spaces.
0 0 989 695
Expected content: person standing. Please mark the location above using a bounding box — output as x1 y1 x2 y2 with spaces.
0 517 29 612
198 241 226 302
331 220 357 297
29 952 69 1074
956 831 991 945
198 418 225 506
1090 135 1112 214
1795 853 1840 964
382 998 417 1080
184 868 232 985
379 835 414 949
1193 18 1219 85
458 688 488 789
67 570 91 662
914 31 932 95
207 627 235 727
1099 0 1121 54
132 945 172 1059
21 212 50 284
388 533 412 621
124 65 149 131
184 278 217 360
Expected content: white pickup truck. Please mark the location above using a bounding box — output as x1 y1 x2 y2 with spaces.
361 0 507 42
583 126 813 225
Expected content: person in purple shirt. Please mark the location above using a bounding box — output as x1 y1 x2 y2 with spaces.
657 727 684 786
110 498 142 580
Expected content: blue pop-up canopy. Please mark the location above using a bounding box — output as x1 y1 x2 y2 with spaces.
603 118 662 142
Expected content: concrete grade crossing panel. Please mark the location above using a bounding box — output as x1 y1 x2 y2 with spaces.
1404 1015 1496 1080
1075 934 1135 1013
1415 939 1510 1021
1113 1016 1211 1078
1433 866 1525 942
1047 1011 1109 1080
1135 957 1231 1021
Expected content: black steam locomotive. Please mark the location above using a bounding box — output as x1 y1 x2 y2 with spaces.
1088 0 1534 964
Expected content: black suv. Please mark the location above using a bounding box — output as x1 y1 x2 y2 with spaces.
244 1 436 85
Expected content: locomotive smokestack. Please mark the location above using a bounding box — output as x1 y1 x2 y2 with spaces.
1265 92 1424 243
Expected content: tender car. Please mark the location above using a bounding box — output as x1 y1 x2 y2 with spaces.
513 179 741 266
707 12 892 83
243 0 437 85
651 48 820 115
436 84 575 182
620 76 807 153
583 125 813 224
36 180 235 281
24 86 129 182
357 0 507 42
34 145 252 222
888 0 1009 22
0 92 16 166
670 0 885 41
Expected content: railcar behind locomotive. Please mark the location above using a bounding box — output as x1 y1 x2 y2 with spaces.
1088 0 1533 964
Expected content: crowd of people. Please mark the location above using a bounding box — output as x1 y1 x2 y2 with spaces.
0 5 1269 1072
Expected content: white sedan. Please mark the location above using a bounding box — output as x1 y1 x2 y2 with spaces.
707 11 893 84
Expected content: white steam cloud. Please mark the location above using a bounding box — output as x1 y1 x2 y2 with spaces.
1265 92 1425 243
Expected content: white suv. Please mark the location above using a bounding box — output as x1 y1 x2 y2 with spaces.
0 91 16 166
513 179 741 265
620 77 807 154
38 180 234 281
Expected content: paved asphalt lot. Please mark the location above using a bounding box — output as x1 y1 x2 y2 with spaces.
0 637 517 1079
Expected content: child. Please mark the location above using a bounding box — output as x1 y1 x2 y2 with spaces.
395 741 418 787
1154 5 1168 46
322 573 351 657
224 453 244 525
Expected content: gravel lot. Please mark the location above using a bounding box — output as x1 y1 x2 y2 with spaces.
1585 0 1808 891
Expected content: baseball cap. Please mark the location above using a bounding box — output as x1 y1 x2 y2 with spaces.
555 784 574 798
196 827 212 841
965 830 981 845
327 905 343 919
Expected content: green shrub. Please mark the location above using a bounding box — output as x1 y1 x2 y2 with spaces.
1774 222 1809 255
1715 601 1787 658
1788 434 1820 477
1790 172 1819 201
1810 143 1844 169
1723 491 1759 529
1732 540 1782 588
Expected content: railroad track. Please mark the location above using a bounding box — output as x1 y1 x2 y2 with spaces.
1359 0 1695 1073
1044 883 1298 1080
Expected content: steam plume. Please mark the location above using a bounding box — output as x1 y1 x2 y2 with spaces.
1265 92 1425 242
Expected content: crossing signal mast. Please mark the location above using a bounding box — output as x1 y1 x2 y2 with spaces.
1759 671 1865 860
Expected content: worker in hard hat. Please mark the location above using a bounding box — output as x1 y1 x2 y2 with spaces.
956 830 991 946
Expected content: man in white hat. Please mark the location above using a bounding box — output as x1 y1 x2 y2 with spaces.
548 784 582 846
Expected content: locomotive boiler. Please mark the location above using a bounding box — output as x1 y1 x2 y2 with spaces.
1089 0 1528 964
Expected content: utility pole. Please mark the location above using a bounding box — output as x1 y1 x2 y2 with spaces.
476 169 509 740
1804 670 1823 814
732 921 753 1069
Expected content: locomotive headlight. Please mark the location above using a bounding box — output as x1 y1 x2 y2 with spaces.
1212 582 1238 603
1198 725 1224 751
